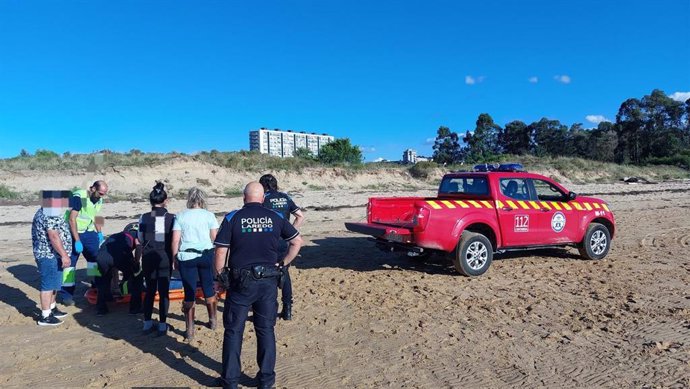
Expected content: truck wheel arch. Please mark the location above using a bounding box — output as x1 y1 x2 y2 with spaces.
578 216 615 242
456 222 498 252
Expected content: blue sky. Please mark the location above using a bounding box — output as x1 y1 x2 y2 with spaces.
1 1 688 161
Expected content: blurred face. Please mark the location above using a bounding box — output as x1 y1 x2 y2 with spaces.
42 190 71 217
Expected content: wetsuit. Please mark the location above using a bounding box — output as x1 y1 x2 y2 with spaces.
138 207 175 325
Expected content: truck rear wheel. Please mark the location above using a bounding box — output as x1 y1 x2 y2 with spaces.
578 222 611 260
453 232 493 276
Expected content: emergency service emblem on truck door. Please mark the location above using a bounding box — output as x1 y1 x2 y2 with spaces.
551 212 566 233
514 215 529 232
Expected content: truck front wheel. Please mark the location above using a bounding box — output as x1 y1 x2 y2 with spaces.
578 222 611 260
453 232 493 276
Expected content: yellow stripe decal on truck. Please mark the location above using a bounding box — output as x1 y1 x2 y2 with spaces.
506 200 518 209
572 202 583 210
602 204 610 212
584 202 592 210
441 200 456 209
517 201 531 210
427 200 442 209
454 200 470 208
495 200 504 209
593 203 601 209
540 201 551 209
467 200 482 208
529 201 540 209
480 200 493 208
551 202 562 210
561 203 572 211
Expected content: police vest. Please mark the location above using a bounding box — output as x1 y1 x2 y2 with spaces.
65 189 103 233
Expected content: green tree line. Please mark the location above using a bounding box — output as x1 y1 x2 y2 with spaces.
433 89 690 168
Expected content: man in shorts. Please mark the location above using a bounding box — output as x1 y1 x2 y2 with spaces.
31 191 73 326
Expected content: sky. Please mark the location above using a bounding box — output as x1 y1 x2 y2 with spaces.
0 1 688 161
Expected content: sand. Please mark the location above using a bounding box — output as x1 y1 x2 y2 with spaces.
0 171 689 388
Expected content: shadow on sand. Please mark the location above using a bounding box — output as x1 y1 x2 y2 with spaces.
296 236 582 275
4 264 264 388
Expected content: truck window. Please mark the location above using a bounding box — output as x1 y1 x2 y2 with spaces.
531 179 566 201
439 177 489 196
499 178 529 200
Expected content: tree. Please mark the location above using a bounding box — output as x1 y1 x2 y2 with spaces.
615 98 643 164
640 89 685 159
317 138 363 165
432 126 462 164
463 113 502 162
529 118 568 156
499 120 531 155
567 123 590 158
587 122 617 162
293 147 315 160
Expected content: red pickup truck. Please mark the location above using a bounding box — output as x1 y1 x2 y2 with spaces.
345 165 615 276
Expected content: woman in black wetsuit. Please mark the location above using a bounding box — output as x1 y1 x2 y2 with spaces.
137 182 175 336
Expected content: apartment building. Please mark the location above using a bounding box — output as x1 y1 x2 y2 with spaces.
249 128 335 158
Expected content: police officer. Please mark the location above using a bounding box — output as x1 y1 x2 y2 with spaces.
214 182 303 389
94 223 143 316
259 174 305 321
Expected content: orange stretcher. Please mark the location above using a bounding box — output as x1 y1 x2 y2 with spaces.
84 278 225 305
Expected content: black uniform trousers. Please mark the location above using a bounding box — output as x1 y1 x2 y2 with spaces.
96 253 142 313
222 275 279 389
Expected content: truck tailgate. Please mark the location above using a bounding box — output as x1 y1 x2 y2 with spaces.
345 222 413 243
368 197 419 226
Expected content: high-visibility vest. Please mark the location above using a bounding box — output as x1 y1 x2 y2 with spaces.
64 189 103 233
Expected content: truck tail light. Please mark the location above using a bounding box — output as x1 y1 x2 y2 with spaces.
413 207 430 232
367 201 372 223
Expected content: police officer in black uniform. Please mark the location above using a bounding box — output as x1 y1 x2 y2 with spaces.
259 174 305 321
214 182 303 389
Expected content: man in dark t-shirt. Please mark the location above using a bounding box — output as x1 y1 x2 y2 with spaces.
95 225 143 316
214 182 303 389
259 174 305 321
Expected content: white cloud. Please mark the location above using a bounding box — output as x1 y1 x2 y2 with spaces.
669 91 690 102
373 157 385 162
358 146 376 153
585 115 610 124
528 76 539 83
424 137 435 145
465 75 485 85
554 75 571 84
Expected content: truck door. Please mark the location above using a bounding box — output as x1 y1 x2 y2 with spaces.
528 179 578 244
496 178 542 246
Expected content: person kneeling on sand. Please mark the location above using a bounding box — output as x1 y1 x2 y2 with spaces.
31 191 73 326
95 223 143 316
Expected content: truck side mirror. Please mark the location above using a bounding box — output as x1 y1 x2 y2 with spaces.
568 191 577 201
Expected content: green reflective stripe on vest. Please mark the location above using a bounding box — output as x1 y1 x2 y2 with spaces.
62 267 76 287
67 189 103 233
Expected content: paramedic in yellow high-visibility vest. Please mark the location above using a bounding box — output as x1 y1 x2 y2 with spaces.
58 181 108 306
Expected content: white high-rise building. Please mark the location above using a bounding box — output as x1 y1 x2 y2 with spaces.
249 128 335 158
402 149 418 164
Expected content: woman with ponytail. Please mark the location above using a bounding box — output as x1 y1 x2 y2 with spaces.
137 182 176 336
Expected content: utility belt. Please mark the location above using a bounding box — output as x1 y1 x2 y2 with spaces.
182 248 214 255
218 264 285 291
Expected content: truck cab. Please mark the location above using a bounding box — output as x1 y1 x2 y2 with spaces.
346 164 615 277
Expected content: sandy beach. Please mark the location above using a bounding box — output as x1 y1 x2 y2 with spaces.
1 169 689 388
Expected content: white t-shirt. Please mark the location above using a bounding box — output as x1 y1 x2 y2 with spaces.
172 208 219 261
